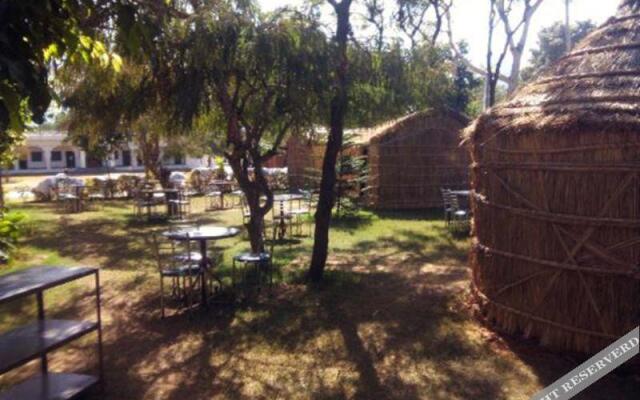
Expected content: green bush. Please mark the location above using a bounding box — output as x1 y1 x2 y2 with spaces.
0 210 25 263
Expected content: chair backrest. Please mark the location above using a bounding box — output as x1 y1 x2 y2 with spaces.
441 188 452 208
151 231 173 271
152 231 194 271
272 197 286 219
442 189 462 210
177 188 187 201
447 192 460 210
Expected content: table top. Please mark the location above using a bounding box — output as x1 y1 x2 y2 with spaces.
164 225 240 241
211 180 234 186
141 188 177 193
272 193 305 202
0 266 96 304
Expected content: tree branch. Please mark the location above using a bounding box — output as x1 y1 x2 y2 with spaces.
445 8 509 82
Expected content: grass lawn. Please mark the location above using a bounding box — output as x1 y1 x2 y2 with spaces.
0 197 637 399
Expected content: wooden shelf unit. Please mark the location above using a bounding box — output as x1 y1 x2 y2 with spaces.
0 266 104 400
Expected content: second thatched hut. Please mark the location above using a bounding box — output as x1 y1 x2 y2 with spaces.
367 109 470 209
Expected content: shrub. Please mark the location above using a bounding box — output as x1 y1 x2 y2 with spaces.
0 210 25 263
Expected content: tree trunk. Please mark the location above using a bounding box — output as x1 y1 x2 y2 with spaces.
228 154 273 253
308 0 352 284
138 131 162 184
508 47 522 94
0 168 4 210
564 0 572 51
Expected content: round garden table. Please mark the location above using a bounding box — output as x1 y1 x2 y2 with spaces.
164 225 240 305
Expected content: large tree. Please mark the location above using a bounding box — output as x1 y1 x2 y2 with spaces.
394 0 450 50
308 0 353 283
59 60 173 182
170 2 329 252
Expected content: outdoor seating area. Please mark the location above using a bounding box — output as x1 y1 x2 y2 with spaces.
1 181 636 399
3 1 640 399
15 169 321 315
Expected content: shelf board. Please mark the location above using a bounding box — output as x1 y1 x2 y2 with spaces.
0 266 96 304
0 373 98 400
0 319 98 374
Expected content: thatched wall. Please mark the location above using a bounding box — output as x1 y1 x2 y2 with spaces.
368 110 470 209
286 136 325 189
465 2 640 354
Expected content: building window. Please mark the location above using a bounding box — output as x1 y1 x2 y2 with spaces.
174 154 184 165
113 151 119 160
31 151 43 162
51 151 62 162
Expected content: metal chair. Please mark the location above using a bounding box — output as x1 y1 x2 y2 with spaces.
204 183 223 210
151 231 201 318
441 188 453 225
132 189 153 219
272 197 294 240
232 229 276 295
289 190 314 237
442 190 469 230
168 189 191 220
57 181 83 213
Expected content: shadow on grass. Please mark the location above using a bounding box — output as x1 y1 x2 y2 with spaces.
8 203 634 399
16 202 235 272
78 260 507 399
5 265 501 400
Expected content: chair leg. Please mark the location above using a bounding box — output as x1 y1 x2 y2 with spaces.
186 274 195 312
160 275 166 319
232 259 236 289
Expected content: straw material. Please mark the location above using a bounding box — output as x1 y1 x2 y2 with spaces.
368 109 470 209
465 1 640 354
287 109 469 210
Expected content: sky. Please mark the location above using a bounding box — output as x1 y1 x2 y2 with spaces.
258 0 621 69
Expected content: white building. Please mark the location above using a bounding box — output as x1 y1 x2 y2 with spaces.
11 131 208 174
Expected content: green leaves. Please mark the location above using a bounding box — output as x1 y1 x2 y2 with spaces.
0 210 26 262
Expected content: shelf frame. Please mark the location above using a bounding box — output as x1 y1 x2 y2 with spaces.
0 266 104 399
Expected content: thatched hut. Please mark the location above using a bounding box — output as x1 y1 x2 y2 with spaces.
286 135 326 189
286 128 371 190
368 109 470 209
465 1 640 354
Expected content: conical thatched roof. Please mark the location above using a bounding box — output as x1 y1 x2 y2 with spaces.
467 0 640 137
369 108 469 145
